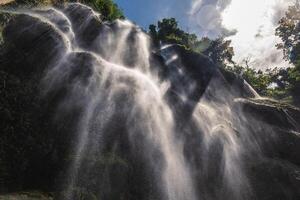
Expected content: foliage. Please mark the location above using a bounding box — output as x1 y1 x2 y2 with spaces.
225 64 295 101
286 63 300 105
225 65 271 96
149 18 234 65
276 1 300 63
80 0 124 21
276 1 300 105
203 37 234 65
149 18 199 49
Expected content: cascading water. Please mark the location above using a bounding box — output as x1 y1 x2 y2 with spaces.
1 3 300 200
1 3 197 200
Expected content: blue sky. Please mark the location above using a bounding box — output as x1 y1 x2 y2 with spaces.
115 0 233 37
115 0 295 69
115 0 191 31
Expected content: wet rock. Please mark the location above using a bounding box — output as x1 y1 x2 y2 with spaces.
219 67 259 98
34 8 74 38
160 44 217 121
64 3 103 48
2 14 68 76
235 98 300 168
245 158 300 200
235 98 300 130
0 191 53 200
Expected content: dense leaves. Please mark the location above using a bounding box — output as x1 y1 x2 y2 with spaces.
149 18 200 49
275 1 300 105
149 18 234 65
203 38 234 65
276 1 300 63
80 0 124 21
224 65 291 100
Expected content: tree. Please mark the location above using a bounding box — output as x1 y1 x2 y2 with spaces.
148 24 159 46
203 38 234 65
149 18 201 50
225 64 273 96
276 1 300 105
276 0 300 63
287 64 300 105
148 18 234 66
80 0 124 21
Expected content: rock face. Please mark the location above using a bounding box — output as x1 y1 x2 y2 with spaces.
233 98 300 200
63 3 103 48
160 44 217 121
2 14 68 76
0 3 299 200
236 98 300 163
236 98 300 130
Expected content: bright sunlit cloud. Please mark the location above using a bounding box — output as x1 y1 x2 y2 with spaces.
220 0 294 69
188 0 295 68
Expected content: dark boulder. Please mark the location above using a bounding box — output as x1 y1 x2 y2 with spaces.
63 3 103 49
34 8 75 39
245 157 300 200
160 44 217 121
235 98 300 131
2 13 68 76
235 97 300 170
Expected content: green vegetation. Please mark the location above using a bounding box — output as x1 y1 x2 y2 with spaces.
275 1 300 105
224 65 290 99
149 18 234 65
80 0 124 21
149 18 200 49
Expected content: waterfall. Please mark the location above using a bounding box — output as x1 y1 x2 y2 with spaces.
0 3 197 200
1 3 299 200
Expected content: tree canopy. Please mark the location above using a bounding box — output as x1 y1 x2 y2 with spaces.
276 1 300 63
275 1 300 105
80 0 124 21
148 18 234 65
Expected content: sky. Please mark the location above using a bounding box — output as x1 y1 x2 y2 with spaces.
115 0 296 69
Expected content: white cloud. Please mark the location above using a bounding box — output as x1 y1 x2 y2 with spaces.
221 0 295 69
187 0 295 69
189 0 236 37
